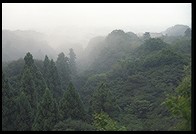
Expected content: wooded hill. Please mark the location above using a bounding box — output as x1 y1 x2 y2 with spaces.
2 25 191 131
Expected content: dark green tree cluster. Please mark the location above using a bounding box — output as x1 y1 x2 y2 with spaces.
56 52 71 90
17 52 47 129
89 83 120 118
43 55 63 99
15 92 32 131
2 72 17 131
164 63 191 130
93 112 126 131
2 50 89 131
32 88 59 131
59 83 85 120
77 31 191 131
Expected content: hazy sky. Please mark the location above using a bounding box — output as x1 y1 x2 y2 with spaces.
2 3 191 48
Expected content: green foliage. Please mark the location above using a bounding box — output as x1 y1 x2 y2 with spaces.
90 83 119 118
56 52 71 89
15 92 33 131
3 58 46 93
2 71 17 131
43 55 50 81
20 52 47 108
59 83 85 120
3 58 24 91
90 29 141 73
82 73 107 99
49 59 63 99
69 48 77 75
20 68 37 108
81 34 191 131
164 64 191 130
93 112 126 131
133 100 153 119
140 48 187 71
3 58 24 77
43 55 63 99
14 52 48 131
135 38 169 57
24 52 34 66
32 88 59 131
2 28 191 131
118 112 144 131
172 38 191 56
53 119 96 131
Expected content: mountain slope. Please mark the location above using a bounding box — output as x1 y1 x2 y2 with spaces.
2 30 57 61
86 30 142 73
162 24 190 36
78 28 191 130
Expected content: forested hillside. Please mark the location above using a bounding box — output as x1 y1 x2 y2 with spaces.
2 25 191 131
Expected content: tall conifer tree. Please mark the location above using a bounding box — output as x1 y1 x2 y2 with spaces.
2 71 17 131
32 88 60 131
69 48 77 75
15 92 32 131
43 55 63 99
56 52 71 90
59 83 85 120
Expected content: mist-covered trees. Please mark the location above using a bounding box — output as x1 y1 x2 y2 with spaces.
2 51 89 131
89 29 141 73
56 52 71 90
2 28 191 131
43 56 63 99
2 30 56 62
69 48 77 75
43 55 50 82
143 32 151 40
14 52 48 130
78 30 191 131
20 52 47 109
184 28 191 38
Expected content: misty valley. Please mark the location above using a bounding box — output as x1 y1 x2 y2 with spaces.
2 24 191 131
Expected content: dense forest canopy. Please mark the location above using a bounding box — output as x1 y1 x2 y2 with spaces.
2 24 192 131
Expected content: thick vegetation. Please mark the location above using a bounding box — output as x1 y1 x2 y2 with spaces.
2 27 191 131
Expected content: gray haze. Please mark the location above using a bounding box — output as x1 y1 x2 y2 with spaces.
2 3 191 49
